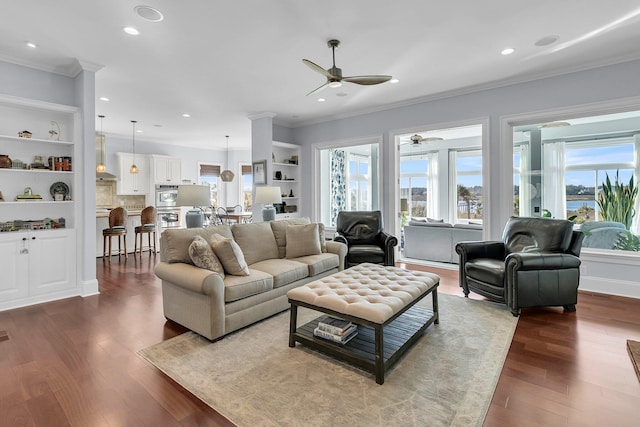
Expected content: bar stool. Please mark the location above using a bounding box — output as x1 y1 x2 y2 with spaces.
103 207 128 261
134 206 157 256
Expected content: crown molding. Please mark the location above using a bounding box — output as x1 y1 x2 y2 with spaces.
247 112 277 121
0 55 103 77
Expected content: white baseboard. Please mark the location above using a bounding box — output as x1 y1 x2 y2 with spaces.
82 279 100 297
580 275 640 299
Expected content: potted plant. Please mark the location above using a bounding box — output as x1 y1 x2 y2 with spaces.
596 170 637 230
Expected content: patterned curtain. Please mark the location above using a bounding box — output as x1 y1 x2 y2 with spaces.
330 149 346 226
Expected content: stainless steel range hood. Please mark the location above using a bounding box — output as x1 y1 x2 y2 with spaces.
96 133 117 180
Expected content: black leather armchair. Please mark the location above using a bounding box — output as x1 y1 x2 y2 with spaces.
334 210 398 268
455 216 584 316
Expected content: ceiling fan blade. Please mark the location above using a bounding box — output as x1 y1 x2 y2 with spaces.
302 59 333 79
306 81 330 96
342 75 392 85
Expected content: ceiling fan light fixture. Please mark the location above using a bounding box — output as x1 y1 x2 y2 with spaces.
328 80 342 88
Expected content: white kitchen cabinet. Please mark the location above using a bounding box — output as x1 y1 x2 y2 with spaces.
0 230 77 311
150 155 182 185
116 153 150 195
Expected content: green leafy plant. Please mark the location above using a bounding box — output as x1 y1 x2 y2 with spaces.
596 171 638 230
615 231 640 251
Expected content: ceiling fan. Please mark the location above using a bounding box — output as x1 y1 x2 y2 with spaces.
302 39 392 96
406 134 443 145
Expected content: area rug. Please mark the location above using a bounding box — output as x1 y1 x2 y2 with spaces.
628 340 640 382
139 294 518 427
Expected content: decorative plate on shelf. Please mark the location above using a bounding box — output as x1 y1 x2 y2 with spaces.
49 181 70 198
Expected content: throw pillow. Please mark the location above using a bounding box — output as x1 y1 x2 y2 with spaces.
210 234 250 276
286 224 322 258
188 235 225 278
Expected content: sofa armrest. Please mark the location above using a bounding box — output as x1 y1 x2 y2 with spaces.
333 232 348 246
325 240 348 270
154 262 225 296
505 252 581 270
455 241 505 262
379 231 398 266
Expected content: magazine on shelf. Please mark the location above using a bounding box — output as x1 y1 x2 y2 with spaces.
313 324 358 344
317 316 353 335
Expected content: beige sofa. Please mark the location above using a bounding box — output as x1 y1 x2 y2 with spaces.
154 218 347 340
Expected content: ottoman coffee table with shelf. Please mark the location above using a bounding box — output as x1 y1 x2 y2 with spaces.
287 263 440 384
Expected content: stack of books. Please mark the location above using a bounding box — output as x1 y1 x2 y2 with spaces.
313 316 358 345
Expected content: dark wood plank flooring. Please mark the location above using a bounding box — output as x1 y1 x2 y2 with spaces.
0 256 637 426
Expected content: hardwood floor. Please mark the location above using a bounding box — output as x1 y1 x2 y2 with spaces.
0 256 638 426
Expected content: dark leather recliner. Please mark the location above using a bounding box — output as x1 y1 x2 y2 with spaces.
334 210 398 268
455 216 584 316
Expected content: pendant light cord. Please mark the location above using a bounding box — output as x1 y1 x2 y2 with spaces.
99 115 105 164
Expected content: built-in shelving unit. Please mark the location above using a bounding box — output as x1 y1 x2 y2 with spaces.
0 94 81 311
272 141 300 219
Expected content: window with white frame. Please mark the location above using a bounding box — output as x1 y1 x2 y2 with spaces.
450 149 483 222
240 164 252 211
399 153 438 219
318 142 380 227
198 163 221 207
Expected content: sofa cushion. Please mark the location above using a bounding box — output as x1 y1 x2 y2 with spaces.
286 224 322 258
210 234 250 276
224 269 274 302
231 222 280 265
163 225 233 264
188 235 225 278
249 258 309 288
270 217 311 257
292 253 339 276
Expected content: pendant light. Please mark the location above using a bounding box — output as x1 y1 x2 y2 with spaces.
129 120 139 174
96 115 106 173
220 135 235 182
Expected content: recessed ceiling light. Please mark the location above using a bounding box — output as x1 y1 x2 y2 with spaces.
317 98 326 102
26 42 37 49
336 92 348 97
390 79 399 84
535 35 559 47
134 5 164 22
182 113 191 118
136 129 143 133
501 48 515 55
123 26 140 35
153 124 163 127
99 97 110 102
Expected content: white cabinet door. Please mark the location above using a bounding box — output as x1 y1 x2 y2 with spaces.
117 153 150 195
0 233 29 302
152 156 182 184
28 230 76 296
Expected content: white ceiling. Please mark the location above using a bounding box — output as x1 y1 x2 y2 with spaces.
2 1 640 150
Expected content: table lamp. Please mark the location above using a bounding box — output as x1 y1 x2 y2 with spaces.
255 186 282 221
176 184 210 228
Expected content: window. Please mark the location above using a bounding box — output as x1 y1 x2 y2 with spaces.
240 164 252 211
513 111 640 252
198 163 220 207
318 142 380 227
400 155 431 218
451 149 483 222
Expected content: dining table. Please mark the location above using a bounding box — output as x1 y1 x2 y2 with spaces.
218 211 253 224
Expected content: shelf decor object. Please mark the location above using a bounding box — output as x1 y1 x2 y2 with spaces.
49 121 60 141
129 120 139 174
220 135 235 182
255 185 282 221
177 184 210 228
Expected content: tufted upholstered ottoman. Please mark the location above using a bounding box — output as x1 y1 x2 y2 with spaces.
287 263 440 384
